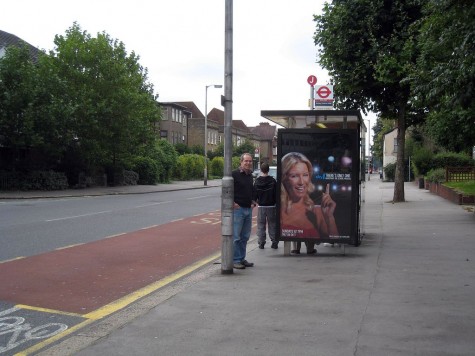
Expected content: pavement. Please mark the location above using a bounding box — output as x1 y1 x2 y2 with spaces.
0 179 222 199
3 177 475 355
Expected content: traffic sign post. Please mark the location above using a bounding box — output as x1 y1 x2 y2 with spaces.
307 75 317 109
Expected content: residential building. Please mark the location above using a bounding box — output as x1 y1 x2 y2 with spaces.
248 122 278 164
0 30 40 62
158 102 192 145
382 127 398 180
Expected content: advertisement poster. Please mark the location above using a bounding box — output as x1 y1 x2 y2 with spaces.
277 129 359 244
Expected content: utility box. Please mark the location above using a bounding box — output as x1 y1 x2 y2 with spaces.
260 110 366 248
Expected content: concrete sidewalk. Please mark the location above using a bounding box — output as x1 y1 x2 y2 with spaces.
40 177 474 356
0 179 222 199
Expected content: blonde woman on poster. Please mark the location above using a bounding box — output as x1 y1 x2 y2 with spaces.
280 152 339 252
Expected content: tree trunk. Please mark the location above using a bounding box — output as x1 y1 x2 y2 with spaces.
393 104 406 202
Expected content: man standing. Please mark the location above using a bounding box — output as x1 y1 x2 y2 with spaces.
253 162 278 249
232 153 256 269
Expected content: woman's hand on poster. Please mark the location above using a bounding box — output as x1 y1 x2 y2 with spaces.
321 183 336 218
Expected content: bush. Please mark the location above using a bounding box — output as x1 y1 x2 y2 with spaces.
123 170 139 185
174 143 191 155
1 170 70 191
426 168 446 183
232 156 241 170
132 156 160 185
157 140 178 182
432 152 474 169
383 163 396 182
174 154 205 180
411 146 434 176
210 157 224 178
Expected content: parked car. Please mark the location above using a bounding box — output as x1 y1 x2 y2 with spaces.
252 169 261 178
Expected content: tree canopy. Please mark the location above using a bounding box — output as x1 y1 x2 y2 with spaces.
314 0 424 202
412 0 475 153
0 23 161 177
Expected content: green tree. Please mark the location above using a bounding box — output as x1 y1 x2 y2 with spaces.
0 46 41 168
48 23 160 172
412 0 475 153
235 140 256 157
314 0 425 202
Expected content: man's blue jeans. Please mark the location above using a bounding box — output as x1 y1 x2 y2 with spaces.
233 207 252 263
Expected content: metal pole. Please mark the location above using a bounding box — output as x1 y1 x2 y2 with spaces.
221 0 234 274
204 86 209 186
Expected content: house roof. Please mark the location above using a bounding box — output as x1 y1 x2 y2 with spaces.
159 102 192 114
249 122 277 141
207 109 252 134
207 108 224 125
0 30 40 63
174 101 204 119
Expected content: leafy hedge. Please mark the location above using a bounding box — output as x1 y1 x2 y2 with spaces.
174 154 205 180
425 168 446 183
412 149 474 177
0 170 68 191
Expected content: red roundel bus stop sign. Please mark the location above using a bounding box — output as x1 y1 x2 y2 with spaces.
307 75 317 87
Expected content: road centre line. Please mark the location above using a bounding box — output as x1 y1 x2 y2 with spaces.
186 195 209 200
46 210 111 222
133 200 173 208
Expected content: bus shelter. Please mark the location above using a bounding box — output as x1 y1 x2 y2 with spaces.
260 110 367 254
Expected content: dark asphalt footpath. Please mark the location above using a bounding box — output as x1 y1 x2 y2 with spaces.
34 177 475 355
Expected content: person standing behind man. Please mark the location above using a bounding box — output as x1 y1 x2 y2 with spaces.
253 162 278 249
232 153 256 269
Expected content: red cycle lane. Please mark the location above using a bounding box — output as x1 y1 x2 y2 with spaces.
0 210 224 315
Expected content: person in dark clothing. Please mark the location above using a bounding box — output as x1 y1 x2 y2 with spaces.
232 153 256 269
253 162 278 249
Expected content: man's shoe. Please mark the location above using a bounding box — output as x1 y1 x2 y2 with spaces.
307 249 317 255
271 242 278 249
258 243 265 249
233 262 246 269
241 260 254 267
291 249 301 254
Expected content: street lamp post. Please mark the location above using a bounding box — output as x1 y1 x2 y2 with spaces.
366 119 371 181
204 84 223 186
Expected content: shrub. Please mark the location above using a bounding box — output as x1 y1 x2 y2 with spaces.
210 157 224 178
132 156 160 185
157 140 178 182
123 170 139 185
383 163 396 182
432 152 474 169
174 143 191 155
411 146 434 176
10 170 69 191
426 168 446 183
232 156 241 170
174 154 204 180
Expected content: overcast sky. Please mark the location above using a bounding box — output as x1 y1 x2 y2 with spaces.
3 0 374 142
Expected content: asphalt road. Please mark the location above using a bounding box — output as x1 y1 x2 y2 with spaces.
0 187 221 261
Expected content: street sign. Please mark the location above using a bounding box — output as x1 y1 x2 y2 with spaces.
316 86 331 98
314 85 334 106
307 75 317 87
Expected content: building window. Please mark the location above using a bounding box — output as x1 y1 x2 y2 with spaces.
393 137 398 153
162 108 168 120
